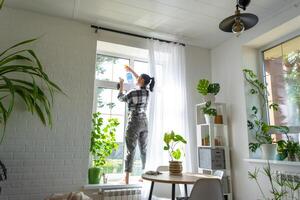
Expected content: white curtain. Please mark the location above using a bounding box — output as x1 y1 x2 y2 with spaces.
146 39 192 172
142 40 192 199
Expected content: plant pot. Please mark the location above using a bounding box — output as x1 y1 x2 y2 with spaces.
202 94 215 103
169 161 182 176
288 153 296 161
204 114 215 124
261 144 277 160
214 115 223 124
88 167 101 184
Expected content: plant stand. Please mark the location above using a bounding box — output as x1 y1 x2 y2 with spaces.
196 102 233 200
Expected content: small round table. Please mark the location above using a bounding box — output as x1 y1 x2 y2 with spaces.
141 172 217 200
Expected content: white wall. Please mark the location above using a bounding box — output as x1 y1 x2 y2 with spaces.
211 3 300 200
0 7 211 200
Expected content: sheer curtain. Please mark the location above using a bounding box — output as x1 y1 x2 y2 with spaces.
146 39 192 173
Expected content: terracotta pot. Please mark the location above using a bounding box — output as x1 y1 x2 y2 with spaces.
214 115 223 124
169 161 182 176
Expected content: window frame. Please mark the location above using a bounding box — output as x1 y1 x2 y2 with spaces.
259 34 300 134
92 51 149 176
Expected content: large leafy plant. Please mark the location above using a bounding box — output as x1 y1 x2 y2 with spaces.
90 112 119 167
243 69 289 152
163 131 187 161
197 79 220 96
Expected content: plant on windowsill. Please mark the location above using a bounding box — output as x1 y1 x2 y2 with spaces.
0 0 64 193
89 112 119 184
201 101 217 124
243 69 289 160
197 79 220 103
163 131 187 176
277 137 300 161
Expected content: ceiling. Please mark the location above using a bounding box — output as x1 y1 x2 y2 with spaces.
5 0 300 48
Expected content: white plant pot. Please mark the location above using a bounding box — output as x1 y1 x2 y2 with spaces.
261 144 277 160
202 94 215 103
204 114 215 124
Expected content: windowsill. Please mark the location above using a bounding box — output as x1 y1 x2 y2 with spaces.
83 183 142 190
83 175 143 190
244 158 300 166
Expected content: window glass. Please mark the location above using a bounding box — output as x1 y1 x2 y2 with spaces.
94 54 149 178
263 36 300 127
96 54 129 82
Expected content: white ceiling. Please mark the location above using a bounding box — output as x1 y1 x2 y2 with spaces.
5 0 300 48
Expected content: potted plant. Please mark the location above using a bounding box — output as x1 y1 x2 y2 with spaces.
243 69 289 160
89 112 119 184
277 138 300 161
197 79 220 103
201 101 217 124
163 131 187 176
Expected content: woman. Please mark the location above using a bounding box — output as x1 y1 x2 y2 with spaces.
118 65 155 184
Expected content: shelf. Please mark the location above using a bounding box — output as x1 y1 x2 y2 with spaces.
197 124 227 127
244 158 300 167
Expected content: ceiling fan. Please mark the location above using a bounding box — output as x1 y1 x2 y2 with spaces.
219 0 258 36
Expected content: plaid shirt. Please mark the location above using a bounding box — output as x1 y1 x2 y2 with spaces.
118 88 149 113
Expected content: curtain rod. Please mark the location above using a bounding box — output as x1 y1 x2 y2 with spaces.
91 25 186 46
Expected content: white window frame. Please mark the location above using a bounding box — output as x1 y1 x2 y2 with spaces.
92 51 149 176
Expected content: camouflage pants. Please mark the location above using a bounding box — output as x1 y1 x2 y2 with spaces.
125 112 148 173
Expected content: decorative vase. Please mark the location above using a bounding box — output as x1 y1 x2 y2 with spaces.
261 144 277 160
204 114 215 124
88 167 101 184
169 161 182 176
203 94 215 103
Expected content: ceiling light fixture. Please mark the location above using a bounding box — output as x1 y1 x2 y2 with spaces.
219 0 258 36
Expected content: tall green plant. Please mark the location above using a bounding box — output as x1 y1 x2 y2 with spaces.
90 112 119 167
243 69 289 152
249 161 300 200
163 131 187 161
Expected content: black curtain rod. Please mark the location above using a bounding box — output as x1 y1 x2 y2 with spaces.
91 25 185 46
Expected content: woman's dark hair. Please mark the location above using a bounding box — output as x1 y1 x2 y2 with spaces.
140 74 155 92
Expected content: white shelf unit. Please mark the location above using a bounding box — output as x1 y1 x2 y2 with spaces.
196 102 233 200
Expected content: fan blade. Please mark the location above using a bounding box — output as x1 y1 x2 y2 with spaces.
219 13 258 32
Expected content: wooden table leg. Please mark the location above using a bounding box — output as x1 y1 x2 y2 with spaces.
184 184 188 197
148 181 154 200
172 184 176 200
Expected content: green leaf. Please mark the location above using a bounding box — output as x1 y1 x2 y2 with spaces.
171 149 181 160
0 0 4 10
197 79 210 95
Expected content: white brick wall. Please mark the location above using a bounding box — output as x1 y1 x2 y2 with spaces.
0 7 96 200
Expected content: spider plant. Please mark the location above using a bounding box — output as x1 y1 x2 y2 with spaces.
0 38 64 143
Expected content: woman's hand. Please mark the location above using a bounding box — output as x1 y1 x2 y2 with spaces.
119 77 124 92
124 65 133 72
124 65 139 79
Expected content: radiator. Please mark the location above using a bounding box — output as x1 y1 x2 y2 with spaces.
277 171 300 200
100 189 141 200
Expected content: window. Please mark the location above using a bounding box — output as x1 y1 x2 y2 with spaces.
93 41 149 179
263 35 300 141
